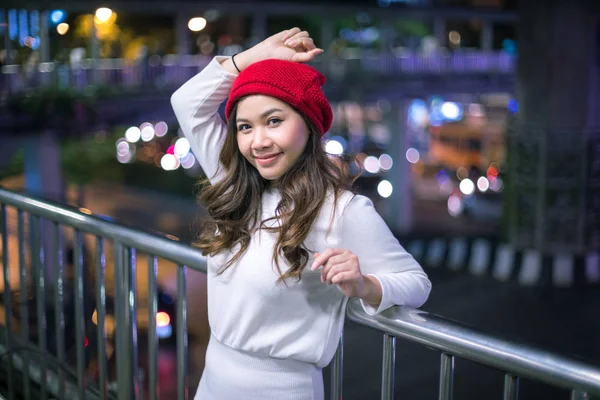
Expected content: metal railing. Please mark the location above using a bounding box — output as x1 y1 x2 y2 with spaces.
0 186 202 400
1 186 599 400
0 51 516 94
343 302 600 400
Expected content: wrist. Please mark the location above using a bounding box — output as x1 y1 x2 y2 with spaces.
359 274 382 305
233 48 263 71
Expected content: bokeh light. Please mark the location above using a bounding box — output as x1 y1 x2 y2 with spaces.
56 23 69 35
325 139 344 155
95 8 113 23
364 156 380 173
405 148 420 164
378 154 393 171
188 17 207 32
459 178 475 196
377 180 393 198
125 126 141 143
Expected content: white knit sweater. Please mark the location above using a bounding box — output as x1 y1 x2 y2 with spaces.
171 57 432 369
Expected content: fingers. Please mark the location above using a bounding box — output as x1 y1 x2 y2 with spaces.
285 31 310 47
291 48 324 63
320 254 349 282
311 248 344 271
286 37 316 53
324 262 355 284
330 271 356 285
281 27 302 42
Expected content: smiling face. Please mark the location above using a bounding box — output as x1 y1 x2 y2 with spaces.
235 95 310 182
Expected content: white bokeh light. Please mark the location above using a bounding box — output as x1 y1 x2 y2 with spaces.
441 102 461 120
117 151 133 164
161 154 179 171
116 139 130 157
125 126 141 143
378 153 393 171
405 148 420 164
447 195 464 216
364 156 380 174
154 121 168 137
95 7 113 23
188 17 207 32
459 178 475 195
477 176 490 192
325 140 344 155
181 153 196 169
174 137 191 158
141 125 155 142
377 180 393 198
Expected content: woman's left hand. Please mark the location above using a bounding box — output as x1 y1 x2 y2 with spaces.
311 248 366 298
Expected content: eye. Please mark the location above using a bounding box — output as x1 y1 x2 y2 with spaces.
237 124 251 132
268 118 282 126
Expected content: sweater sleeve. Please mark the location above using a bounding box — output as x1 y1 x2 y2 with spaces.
170 56 238 184
339 195 432 315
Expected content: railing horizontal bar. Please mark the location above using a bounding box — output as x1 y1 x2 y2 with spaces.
0 188 206 271
346 300 600 395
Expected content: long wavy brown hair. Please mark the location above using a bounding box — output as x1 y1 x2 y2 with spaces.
195 99 358 283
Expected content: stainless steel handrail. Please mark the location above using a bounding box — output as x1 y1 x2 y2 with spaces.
0 188 206 272
345 300 600 398
1 187 599 400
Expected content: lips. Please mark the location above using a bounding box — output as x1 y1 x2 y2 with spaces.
254 153 282 166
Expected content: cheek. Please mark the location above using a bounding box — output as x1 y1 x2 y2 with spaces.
287 124 309 152
236 136 252 160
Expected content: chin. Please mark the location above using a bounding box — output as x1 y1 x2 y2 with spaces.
260 173 282 181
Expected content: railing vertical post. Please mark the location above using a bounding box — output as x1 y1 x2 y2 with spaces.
439 353 454 400
148 256 158 400
95 236 107 400
503 374 520 400
381 333 396 400
570 390 588 400
330 333 344 400
176 264 188 400
73 230 86 400
17 210 31 400
31 215 47 400
114 242 138 399
53 222 66 399
1 204 15 400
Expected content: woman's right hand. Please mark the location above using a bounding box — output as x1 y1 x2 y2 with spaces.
226 28 323 73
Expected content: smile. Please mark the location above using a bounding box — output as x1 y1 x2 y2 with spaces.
255 153 282 166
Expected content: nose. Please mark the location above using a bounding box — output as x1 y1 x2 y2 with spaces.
251 127 273 150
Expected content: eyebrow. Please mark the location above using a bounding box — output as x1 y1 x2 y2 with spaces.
236 108 284 123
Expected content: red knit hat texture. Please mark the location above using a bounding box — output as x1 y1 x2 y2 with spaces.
225 59 332 136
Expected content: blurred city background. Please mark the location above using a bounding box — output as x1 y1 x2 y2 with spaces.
0 0 599 398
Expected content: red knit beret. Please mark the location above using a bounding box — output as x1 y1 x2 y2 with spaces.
225 59 332 136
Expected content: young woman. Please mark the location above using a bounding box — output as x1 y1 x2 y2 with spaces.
171 28 432 400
